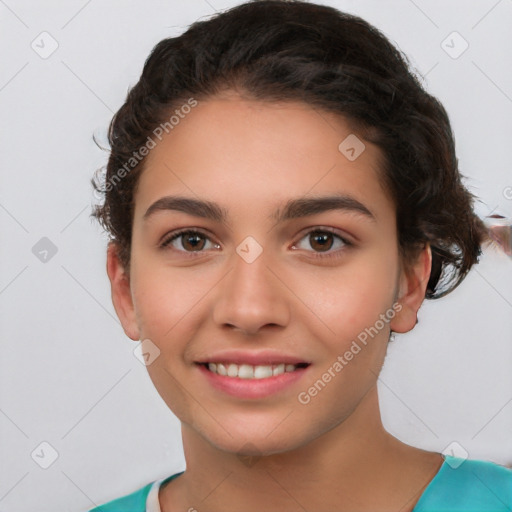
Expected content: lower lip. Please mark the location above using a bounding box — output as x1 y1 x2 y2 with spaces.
197 364 310 399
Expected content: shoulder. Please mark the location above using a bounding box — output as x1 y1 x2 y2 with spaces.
415 456 512 511
87 480 155 512
87 472 184 512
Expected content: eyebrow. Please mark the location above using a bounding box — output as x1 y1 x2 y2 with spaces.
143 194 376 224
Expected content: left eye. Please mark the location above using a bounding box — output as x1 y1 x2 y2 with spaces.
292 229 349 254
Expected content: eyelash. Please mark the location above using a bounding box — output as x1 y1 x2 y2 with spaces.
159 227 353 260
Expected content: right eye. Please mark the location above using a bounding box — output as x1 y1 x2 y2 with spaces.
160 229 221 255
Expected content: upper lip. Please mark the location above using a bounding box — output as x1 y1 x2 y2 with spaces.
195 350 311 366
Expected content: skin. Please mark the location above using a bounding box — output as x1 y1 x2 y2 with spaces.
107 92 443 511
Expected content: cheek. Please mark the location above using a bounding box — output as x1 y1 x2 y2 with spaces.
293 253 398 349
130 265 208 346
129 266 207 422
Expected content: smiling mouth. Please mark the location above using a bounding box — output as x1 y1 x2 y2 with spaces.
198 362 310 379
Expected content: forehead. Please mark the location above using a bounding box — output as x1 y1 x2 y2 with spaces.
134 95 393 223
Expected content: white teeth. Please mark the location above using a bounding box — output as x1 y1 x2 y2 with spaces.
238 364 254 379
254 365 273 379
227 364 238 377
206 362 301 379
273 363 285 376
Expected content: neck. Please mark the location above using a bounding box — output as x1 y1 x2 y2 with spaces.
161 386 439 512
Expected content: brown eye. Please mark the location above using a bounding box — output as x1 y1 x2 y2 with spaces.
309 231 334 252
291 228 351 259
181 232 206 251
161 230 219 253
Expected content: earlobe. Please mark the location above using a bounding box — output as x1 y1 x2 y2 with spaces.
106 243 140 341
390 244 432 334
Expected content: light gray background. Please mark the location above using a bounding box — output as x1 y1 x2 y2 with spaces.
1 1 511 511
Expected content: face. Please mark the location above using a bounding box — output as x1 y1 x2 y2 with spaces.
108 93 430 456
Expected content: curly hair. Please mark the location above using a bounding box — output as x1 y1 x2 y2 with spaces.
91 0 488 299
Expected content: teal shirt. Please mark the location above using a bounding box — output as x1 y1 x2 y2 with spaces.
89 456 512 511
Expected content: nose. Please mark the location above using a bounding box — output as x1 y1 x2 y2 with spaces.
212 247 291 336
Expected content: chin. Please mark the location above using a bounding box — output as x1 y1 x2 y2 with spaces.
193 418 311 458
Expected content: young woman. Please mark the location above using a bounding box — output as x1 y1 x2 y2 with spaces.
89 1 511 510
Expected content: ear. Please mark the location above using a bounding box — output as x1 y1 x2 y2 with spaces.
106 243 140 341
390 244 432 334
